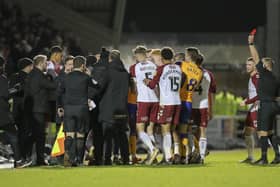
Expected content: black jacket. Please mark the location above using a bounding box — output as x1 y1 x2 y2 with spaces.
0 74 14 127
24 67 56 114
9 71 28 98
55 71 67 123
59 70 98 107
9 71 28 118
89 59 109 102
98 59 129 123
46 66 58 102
256 62 280 101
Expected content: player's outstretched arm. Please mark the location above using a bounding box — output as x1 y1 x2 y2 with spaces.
248 34 260 64
144 66 164 89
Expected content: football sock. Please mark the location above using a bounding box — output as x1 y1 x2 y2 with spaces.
187 133 194 152
260 136 268 160
194 137 200 152
245 135 254 159
76 137 85 164
65 136 75 163
139 132 154 153
174 142 180 155
199 137 207 159
163 133 172 161
155 133 163 151
149 134 156 144
180 138 187 157
129 136 137 156
269 135 280 158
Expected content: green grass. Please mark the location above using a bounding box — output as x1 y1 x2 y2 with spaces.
0 149 279 187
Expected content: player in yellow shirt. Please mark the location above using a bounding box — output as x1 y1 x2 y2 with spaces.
177 47 203 164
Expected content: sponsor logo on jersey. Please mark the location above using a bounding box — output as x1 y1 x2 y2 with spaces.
187 67 200 75
140 66 155 71
162 69 181 80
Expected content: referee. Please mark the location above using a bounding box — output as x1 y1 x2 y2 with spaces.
58 56 98 166
248 34 280 165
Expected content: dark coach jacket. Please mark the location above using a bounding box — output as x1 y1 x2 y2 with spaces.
24 67 56 114
98 59 129 124
9 71 28 121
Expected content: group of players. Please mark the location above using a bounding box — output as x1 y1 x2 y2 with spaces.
126 46 216 165
4 31 279 168
126 31 280 166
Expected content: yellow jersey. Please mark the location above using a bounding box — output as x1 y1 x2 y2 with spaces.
180 61 203 102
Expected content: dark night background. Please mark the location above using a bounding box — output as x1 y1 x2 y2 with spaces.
124 0 266 32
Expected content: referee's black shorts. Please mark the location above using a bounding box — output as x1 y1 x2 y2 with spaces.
64 105 89 133
257 101 280 131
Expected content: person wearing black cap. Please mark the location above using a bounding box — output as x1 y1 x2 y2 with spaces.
248 33 280 165
0 56 32 168
9 58 33 160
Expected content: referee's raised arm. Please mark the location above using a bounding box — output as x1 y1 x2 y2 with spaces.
248 34 260 64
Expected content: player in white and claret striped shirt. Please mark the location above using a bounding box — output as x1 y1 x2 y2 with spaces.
239 57 259 163
192 59 217 164
129 46 159 165
144 47 182 164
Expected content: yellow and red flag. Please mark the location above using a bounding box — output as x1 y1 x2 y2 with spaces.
51 124 65 157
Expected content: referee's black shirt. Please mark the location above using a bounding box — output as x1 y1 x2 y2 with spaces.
58 70 98 107
256 61 280 101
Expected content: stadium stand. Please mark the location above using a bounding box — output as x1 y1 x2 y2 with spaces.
0 0 84 75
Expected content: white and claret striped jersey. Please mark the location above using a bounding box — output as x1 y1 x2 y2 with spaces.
130 61 159 102
192 69 216 109
245 73 259 112
147 63 182 105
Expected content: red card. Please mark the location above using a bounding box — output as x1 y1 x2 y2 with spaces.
250 28 257 35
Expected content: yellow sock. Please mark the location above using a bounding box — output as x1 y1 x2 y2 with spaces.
194 137 200 152
182 138 188 146
129 136 137 155
180 138 188 157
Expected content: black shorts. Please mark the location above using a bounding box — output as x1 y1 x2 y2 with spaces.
64 105 89 133
257 101 279 131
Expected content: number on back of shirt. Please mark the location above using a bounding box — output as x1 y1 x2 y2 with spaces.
145 72 153 80
194 85 203 95
169 76 180 91
186 78 197 91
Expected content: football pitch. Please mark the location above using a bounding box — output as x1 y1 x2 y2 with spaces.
0 149 279 187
